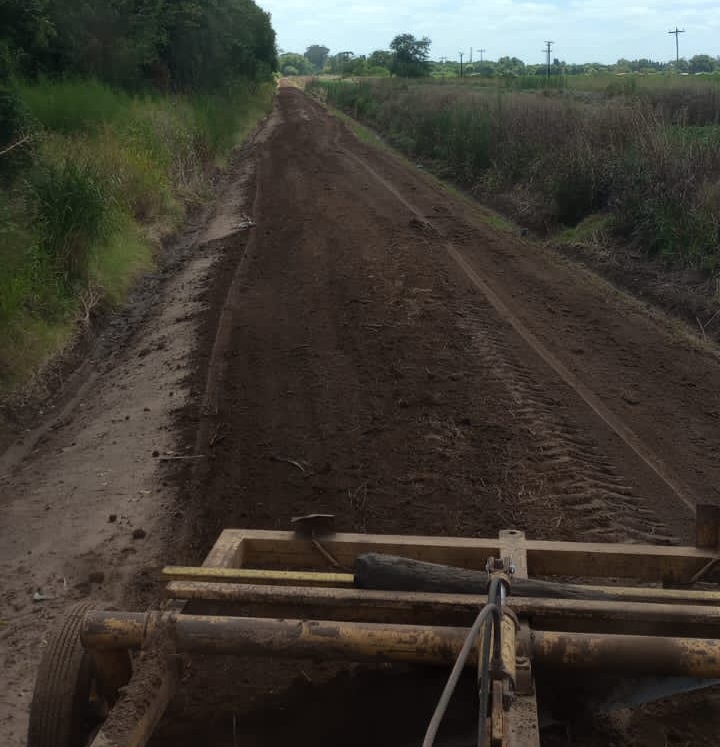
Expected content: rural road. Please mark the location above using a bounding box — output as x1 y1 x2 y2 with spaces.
2 85 720 745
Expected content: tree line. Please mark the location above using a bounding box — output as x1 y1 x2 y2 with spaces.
280 35 431 78
0 0 277 90
280 36 720 79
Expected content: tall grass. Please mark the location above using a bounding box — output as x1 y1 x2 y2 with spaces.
0 78 275 389
504 75 567 90
312 78 720 270
32 162 117 286
18 79 134 134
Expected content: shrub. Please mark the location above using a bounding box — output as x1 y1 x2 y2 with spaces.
1 77 274 391
318 77 720 268
32 162 116 287
550 145 611 226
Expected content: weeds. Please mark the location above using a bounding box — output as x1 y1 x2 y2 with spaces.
18 79 133 134
0 78 274 389
312 78 720 270
32 162 116 286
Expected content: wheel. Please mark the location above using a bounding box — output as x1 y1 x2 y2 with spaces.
27 602 125 747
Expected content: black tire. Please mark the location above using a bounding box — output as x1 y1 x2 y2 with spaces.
27 602 100 747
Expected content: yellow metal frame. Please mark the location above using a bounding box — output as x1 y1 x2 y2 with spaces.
168 527 720 582
77 521 720 747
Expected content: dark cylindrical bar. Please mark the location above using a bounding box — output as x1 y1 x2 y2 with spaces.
532 631 720 678
695 504 720 550
81 611 720 678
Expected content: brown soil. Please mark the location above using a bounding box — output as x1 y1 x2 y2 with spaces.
3 85 720 746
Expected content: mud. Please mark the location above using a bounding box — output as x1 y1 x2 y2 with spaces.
0 132 263 744
3 86 720 746
154 88 720 745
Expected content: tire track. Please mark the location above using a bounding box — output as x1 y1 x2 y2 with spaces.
338 132 694 544
460 311 678 545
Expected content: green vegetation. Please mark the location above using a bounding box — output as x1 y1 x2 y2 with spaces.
0 0 276 390
0 0 276 89
280 36 720 82
310 77 720 271
389 34 431 78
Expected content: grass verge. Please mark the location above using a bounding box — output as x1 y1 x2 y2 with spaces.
0 78 274 392
309 78 720 274
325 100 514 234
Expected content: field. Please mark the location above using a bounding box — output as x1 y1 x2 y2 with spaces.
309 75 720 275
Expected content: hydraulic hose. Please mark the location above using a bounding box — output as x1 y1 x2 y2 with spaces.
422 576 504 747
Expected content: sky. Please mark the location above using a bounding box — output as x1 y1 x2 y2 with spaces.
260 0 719 65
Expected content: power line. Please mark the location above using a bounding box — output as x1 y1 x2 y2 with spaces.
543 40 554 78
668 27 685 66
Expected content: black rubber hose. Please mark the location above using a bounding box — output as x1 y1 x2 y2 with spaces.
423 579 503 747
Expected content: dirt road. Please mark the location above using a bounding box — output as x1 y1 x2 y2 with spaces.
3 85 720 745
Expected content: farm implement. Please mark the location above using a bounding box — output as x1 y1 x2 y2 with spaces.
28 508 720 746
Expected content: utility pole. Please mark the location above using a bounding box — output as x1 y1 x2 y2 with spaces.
478 48 486 62
668 27 685 68
470 47 473 64
459 51 464 78
543 40 554 78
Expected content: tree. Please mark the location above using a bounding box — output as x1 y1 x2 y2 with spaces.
689 54 715 73
368 49 392 69
304 44 328 71
160 0 277 90
42 0 166 87
8 0 278 90
0 0 54 78
278 52 313 76
496 56 525 76
325 51 354 74
474 61 496 77
389 33 431 77
341 55 367 77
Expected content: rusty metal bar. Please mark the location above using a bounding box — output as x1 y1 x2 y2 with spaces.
498 529 539 747
500 614 517 687
165 572 720 605
173 616 467 664
81 611 148 650
163 580 720 634
532 631 720 677
81 611 720 678
162 566 354 587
